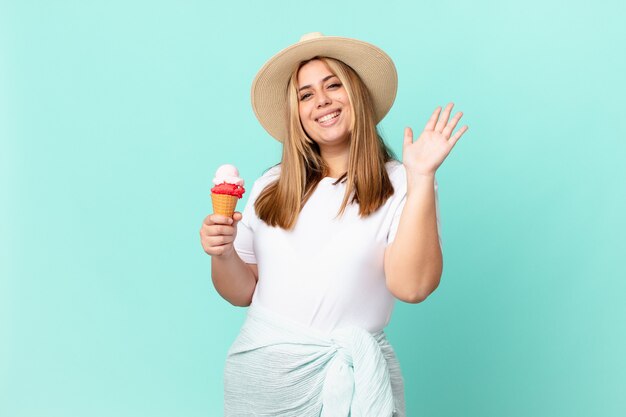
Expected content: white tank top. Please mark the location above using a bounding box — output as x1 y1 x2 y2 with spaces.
234 160 441 334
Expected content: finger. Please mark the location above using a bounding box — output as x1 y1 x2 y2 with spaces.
203 242 232 257
202 224 235 237
442 111 463 138
203 214 215 226
424 106 442 131
232 212 243 222
205 214 234 226
448 125 468 148
205 234 235 247
403 127 413 148
435 102 454 133
204 245 227 256
202 214 229 226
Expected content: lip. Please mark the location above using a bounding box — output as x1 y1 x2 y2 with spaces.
315 109 342 126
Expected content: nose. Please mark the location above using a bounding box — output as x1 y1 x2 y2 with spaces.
316 90 331 108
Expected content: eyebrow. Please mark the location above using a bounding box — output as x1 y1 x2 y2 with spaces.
298 75 338 92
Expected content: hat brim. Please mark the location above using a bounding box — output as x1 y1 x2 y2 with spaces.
251 35 398 142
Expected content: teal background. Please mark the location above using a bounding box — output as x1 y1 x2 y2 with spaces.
1 0 624 416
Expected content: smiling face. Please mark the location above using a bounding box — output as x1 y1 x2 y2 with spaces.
297 59 353 153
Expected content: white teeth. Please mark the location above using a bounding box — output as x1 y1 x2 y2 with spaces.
318 111 340 123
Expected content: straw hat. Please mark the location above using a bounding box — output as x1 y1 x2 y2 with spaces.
251 32 398 142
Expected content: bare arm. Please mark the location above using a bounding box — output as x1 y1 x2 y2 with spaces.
200 212 258 306
384 174 442 303
385 103 468 303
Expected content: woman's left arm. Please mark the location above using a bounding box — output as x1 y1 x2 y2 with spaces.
385 103 468 303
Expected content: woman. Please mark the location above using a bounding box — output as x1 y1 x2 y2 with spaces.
200 33 468 416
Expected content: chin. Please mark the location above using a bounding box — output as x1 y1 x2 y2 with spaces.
315 137 350 149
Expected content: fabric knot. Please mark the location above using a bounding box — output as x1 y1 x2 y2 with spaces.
320 326 395 417
321 348 354 417
332 342 354 367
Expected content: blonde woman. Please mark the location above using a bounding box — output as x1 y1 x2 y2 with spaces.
200 33 468 416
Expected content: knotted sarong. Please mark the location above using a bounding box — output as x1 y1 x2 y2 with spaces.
224 303 405 416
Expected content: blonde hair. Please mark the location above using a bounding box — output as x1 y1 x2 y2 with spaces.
255 57 395 229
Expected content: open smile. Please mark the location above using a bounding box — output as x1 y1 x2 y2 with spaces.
316 110 341 126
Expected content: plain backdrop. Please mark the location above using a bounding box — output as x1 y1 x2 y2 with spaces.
1 0 625 416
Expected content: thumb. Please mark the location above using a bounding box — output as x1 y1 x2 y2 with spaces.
232 211 243 225
403 127 413 149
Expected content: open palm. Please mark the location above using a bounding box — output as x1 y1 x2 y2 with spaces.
402 103 468 176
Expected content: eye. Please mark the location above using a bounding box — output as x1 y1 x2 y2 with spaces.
327 82 342 89
300 92 312 101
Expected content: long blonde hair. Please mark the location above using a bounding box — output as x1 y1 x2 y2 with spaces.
255 56 395 229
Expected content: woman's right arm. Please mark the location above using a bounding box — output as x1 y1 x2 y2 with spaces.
200 212 258 306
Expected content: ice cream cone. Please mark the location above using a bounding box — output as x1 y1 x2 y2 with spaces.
211 193 239 217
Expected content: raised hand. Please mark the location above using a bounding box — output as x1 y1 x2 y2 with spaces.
402 102 468 177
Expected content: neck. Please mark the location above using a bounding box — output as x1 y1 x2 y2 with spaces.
320 148 349 179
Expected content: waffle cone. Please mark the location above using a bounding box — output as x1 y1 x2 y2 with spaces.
211 193 239 217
